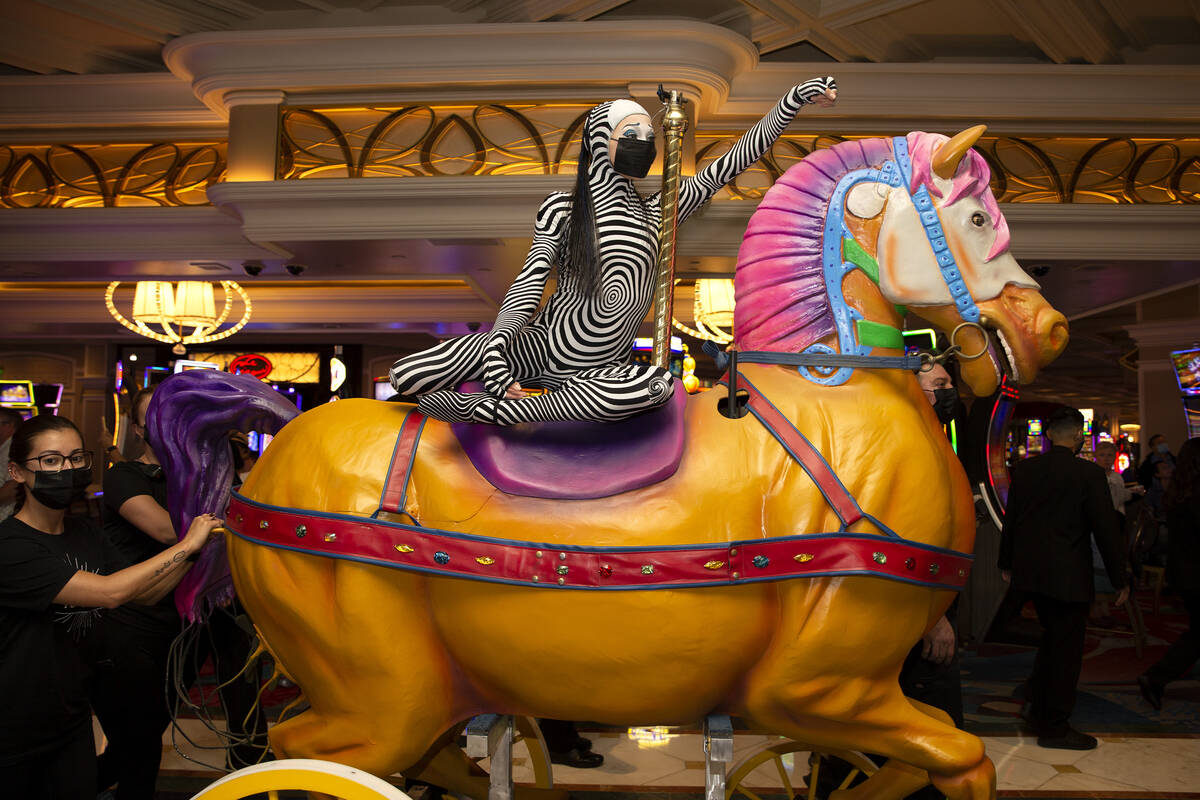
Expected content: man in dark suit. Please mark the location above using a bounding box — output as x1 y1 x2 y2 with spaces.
999 407 1128 750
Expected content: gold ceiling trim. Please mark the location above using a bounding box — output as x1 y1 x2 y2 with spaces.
694 133 1200 205
2 117 1197 209
0 142 226 209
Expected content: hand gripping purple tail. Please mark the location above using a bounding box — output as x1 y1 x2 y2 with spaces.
146 370 300 622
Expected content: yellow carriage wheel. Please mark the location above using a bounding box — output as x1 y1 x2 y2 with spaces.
725 740 878 800
189 758 412 800
512 715 555 789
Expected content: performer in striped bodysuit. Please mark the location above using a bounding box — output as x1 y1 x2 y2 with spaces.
391 77 837 425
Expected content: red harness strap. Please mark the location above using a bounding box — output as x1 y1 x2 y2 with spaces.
227 494 973 591
375 408 426 519
721 373 864 529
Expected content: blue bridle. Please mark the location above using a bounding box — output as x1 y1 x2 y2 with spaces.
797 136 981 386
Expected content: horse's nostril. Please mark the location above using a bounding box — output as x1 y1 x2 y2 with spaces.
1050 320 1069 350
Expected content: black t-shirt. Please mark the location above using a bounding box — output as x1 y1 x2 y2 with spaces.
102 461 180 633
103 461 171 565
0 515 125 764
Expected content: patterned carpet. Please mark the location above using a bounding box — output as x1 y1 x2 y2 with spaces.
964 593 1200 735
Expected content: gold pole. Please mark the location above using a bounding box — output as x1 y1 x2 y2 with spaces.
652 88 688 371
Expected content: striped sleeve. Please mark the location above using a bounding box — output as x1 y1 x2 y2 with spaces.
489 192 570 346
672 77 836 224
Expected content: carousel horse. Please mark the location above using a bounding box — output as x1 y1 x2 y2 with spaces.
152 126 1067 800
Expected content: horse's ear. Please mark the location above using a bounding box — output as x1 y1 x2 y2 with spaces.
846 181 888 219
932 124 987 180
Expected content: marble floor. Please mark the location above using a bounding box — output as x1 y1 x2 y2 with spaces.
127 718 1200 798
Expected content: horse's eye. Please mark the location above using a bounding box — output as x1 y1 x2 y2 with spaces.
970 212 987 227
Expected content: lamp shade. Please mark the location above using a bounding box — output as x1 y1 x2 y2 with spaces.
131 281 175 326
695 279 735 329
173 281 217 330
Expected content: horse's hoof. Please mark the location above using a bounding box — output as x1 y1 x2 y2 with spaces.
931 757 996 800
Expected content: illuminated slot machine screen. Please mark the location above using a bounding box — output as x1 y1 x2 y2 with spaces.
1171 347 1200 395
246 431 275 455
173 360 220 374
1171 347 1200 438
0 380 37 419
375 379 397 401
1026 418 1044 455
631 336 685 376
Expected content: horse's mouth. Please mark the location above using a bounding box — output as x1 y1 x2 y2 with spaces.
983 324 1021 384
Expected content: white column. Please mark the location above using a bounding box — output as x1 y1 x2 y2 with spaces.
225 90 286 182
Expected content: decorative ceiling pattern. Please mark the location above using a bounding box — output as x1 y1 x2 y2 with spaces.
0 141 225 208
3 0 1199 76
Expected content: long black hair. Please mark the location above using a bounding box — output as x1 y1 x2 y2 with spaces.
7 414 84 514
1164 437 1199 512
565 138 601 297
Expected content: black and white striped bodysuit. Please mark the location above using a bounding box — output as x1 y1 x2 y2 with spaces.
390 77 836 425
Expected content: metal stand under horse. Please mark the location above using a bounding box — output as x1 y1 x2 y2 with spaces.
464 714 735 800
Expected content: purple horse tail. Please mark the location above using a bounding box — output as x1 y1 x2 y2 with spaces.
147 370 300 622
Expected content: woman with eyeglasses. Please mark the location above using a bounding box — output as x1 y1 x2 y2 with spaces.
0 413 220 800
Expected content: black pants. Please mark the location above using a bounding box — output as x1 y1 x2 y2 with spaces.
92 609 269 800
1026 593 1090 736
92 621 176 800
899 632 964 728
1144 589 1200 689
0 721 97 800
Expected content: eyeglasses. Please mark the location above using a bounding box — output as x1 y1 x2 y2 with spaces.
22 450 94 472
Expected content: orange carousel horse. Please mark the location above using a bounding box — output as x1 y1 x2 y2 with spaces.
153 126 1067 800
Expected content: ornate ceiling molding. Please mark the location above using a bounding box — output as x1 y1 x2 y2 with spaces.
0 73 219 132
724 63 1200 135
162 21 759 118
0 207 279 261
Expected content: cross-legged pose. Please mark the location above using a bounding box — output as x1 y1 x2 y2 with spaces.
390 77 837 425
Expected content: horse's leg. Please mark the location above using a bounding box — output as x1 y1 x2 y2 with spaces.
762 685 993 800
825 698 988 800
742 582 995 800
229 541 473 777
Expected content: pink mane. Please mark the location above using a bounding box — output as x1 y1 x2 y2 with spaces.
734 137 893 353
905 131 1010 260
734 133 1007 353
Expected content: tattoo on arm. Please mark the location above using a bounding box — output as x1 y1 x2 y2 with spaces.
152 549 188 577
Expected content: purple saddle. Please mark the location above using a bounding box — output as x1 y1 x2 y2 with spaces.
450 383 688 500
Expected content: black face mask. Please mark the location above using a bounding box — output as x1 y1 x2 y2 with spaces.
932 387 958 425
612 138 656 178
29 467 92 510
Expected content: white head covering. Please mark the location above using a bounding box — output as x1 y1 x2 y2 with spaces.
605 99 650 132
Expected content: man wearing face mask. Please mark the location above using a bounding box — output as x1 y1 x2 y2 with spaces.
903 362 963 720
391 78 838 425
1138 433 1175 490
999 407 1128 750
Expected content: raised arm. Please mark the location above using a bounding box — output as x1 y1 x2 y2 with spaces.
672 77 837 224
481 192 569 396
